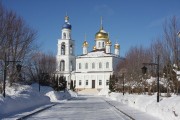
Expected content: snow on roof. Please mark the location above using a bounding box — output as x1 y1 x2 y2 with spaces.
78 51 116 58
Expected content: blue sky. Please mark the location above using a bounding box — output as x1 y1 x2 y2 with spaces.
2 0 180 57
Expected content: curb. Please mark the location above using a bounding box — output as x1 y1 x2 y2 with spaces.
16 104 57 120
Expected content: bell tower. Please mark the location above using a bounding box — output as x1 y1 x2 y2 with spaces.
56 15 76 87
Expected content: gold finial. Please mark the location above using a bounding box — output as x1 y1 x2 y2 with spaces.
114 42 120 49
65 12 69 21
106 40 112 46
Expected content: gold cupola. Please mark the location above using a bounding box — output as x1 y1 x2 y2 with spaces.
114 43 120 49
82 41 88 47
93 46 96 50
106 40 112 46
95 17 109 41
82 34 88 47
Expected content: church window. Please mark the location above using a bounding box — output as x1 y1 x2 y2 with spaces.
86 80 88 85
79 63 81 69
106 80 109 86
63 33 66 39
74 80 76 86
92 62 95 69
70 61 73 71
61 43 65 55
79 80 82 86
60 60 65 71
85 63 88 69
102 42 105 47
99 80 102 85
99 62 102 68
106 62 109 68
70 45 73 55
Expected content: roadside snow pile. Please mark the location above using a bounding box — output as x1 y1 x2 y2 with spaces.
98 88 110 95
46 89 77 102
0 83 50 117
0 83 77 118
107 92 180 120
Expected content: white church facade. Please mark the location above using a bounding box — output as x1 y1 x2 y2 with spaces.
56 15 121 90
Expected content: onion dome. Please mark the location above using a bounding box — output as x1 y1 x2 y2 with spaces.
95 17 109 41
62 15 72 29
93 46 96 50
106 40 112 46
114 43 120 49
82 41 88 47
95 29 109 40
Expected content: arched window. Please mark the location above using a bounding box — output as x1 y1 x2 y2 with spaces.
85 63 88 69
99 62 102 68
63 33 66 39
102 42 105 47
61 43 65 55
70 61 73 71
60 60 65 71
99 80 102 85
70 44 73 55
106 80 109 86
106 62 109 68
79 63 81 69
79 80 82 86
92 62 95 69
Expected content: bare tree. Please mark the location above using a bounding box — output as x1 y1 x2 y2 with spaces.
0 3 37 85
162 16 180 94
25 52 56 85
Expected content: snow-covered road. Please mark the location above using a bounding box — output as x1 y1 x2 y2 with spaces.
26 96 131 120
26 95 161 120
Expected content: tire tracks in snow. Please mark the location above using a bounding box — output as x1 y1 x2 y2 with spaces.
104 98 135 120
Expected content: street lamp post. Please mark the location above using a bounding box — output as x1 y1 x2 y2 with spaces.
141 55 160 102
120 68 126 95
122 73 125 95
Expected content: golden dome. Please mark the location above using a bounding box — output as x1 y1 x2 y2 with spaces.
93 46 96 50
106 40 112 46
82 41 88 47
114 43 120 49
95 17 109 41
95 30 109 40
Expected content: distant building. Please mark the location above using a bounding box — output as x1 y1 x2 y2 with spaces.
56 15 121 90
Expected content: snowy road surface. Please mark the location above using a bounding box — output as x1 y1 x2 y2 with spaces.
26 96 161 120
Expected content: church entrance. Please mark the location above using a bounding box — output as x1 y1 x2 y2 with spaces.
92 80 95 88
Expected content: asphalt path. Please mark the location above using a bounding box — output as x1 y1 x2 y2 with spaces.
26 96 131 120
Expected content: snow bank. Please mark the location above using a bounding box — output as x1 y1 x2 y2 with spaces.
107 92 180 120
0 83 77 118
46 89 77 102
98 88 110 96
0 83 50 117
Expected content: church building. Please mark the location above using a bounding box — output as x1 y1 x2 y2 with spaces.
56 15 121 91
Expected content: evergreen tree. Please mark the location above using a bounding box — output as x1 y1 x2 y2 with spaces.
109 74 116 92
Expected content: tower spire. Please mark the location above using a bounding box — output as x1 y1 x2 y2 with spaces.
65 12 69 22
100 16 103 30
84 33 87 41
